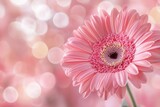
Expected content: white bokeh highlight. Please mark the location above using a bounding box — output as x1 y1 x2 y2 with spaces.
0 4 5 18
32 4 53 21
10 0 29 6
76 0 90 4
70 5 86 18
21 16 36 34
53 12 69 28
35 21 48 35
3 86 19 103
25 82 41 99
97 1 114 14
39 72 56 90
32 41 48 59
48 47 64 64
56 0 72 7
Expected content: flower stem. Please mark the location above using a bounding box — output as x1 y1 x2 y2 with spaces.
126 84 137 107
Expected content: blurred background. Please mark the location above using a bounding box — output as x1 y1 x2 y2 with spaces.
0 0 160 107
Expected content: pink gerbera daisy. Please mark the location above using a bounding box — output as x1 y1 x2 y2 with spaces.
61 8 160 99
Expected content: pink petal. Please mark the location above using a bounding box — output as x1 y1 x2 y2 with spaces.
75 69 96 82
115 71 128 87
125 13 149 39
115 87 126 98
88 73 106 91
135 41 154 54
61 60 87 68
124 12 139 34
126 20 143 39
99 10 108 35
136 30 160 47
115 10 125 34
103 73 113 90
128 76 141 88
133 60 151 68
138 14 148 24
101 91 109 100
128 72 147 88
97 87 111 100
126 20 141 39
65 37 92 53
64 51 90 62
72 80 80 86
79 78 92 94
133 52 151 61
142 43 160 63
64 43 91 54
66 63 92 77
123 9 137 30
78 25 98 42
82 90 91 98
90 74 98 91
149 51 160 62
72 29 82 38
83 20 100 40
72 70 94 82
137 72 147 83
134 31 152 46
126 63 139 75
97 88 103 98
90 73 108 91
146 30 160 41
115 15 122 33
89 15 105 38
99 9 109 18
132 23 151 42
110 8 119 33
138 65 153 72
149 40 160 50
95 73 106 90
105 15 112 34
63 56 88 63
139 14 148 24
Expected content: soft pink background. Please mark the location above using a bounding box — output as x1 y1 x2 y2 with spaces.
0 0 160 107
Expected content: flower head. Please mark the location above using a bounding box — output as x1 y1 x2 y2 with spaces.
61 7 160 99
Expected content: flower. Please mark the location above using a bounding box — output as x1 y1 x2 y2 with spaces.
61 7 160 100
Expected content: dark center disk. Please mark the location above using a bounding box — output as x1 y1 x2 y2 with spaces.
109 52 118 59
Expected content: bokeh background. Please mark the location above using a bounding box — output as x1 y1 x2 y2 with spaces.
0 0 160 107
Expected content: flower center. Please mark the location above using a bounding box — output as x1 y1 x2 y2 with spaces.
100 43 125 66
90 33 135 73
109 52 118 59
